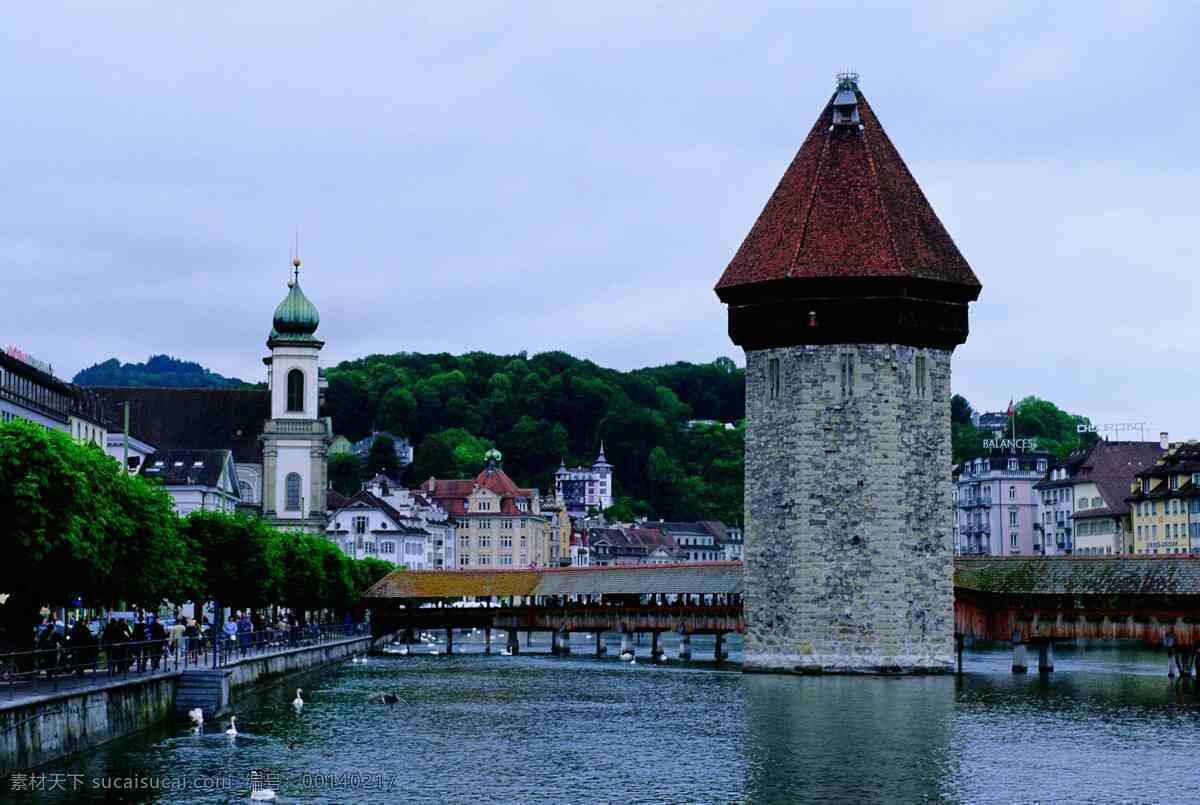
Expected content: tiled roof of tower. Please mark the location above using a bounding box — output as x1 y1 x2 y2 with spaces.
715 84 980 293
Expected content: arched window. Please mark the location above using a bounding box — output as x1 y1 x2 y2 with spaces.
285 473 302 511
238 480 254 501
286 369 304 412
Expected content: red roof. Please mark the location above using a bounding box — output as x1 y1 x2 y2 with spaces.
715 87 980 293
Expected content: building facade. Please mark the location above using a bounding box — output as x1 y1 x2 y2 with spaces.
955 453 1051 556
1127 442 1200 555
140 448 242 515
0 347 71 431
554 445 614 518
326 488 438 568
421 450 552 568
715 74 981 673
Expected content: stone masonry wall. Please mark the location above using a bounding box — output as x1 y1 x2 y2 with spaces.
744 344 954 673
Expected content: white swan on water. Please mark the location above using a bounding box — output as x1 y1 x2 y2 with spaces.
188 708 203 728
292 688 304 709
226 716 237 736
250 786 276 800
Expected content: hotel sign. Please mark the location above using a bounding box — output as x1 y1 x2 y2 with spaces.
982 438 1038 451
4 345 54 376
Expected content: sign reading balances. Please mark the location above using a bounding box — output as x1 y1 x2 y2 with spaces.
982 438 1038 451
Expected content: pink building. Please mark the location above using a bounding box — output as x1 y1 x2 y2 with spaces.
954 453 1052 556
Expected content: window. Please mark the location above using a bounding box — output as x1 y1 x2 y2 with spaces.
840 354 855 399
502 519 513 529
1010 533 1018 547
286 369 304 412
459 534 469 546
285 473 302 511
1007 458 1018 472
381 541 396 554
1009 511 1018 527
405 542 422 556
1009 486 1016 500
914 355 927 399
768 357 781 400
1171 475 1180 490
1092 496 1101 509
365 542 375 554
478 554 491 566
479 535 491 548
500 554 513 566
239 480 253 500
501 535 513 548
459 555 470 566
353 516 367 534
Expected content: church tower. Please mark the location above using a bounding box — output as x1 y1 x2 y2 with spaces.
261 256 330 531
715 74 981 673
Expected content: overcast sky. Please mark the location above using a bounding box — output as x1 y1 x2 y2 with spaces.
3 2 1197 437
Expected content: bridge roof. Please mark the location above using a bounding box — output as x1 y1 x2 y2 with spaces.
364 562 744 600
954 557 1200 595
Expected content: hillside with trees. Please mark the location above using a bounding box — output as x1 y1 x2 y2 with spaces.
951 394 1097 463
324 351 746 524
74 355 250 388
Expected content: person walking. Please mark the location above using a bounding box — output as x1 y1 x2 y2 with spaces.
184 618 200 664
168 616 186 663
237 611 252 657
130 613 148 672
223 614 238 661
67 617 95 678
148 615 167 671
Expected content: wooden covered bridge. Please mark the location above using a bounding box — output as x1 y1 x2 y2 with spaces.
364 562 743 660
365 557 1200 672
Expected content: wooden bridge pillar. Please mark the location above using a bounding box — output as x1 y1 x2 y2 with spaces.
1011 631 1028 674
715 633 727 663
619 631 633 660
650 631 663 661
559 629 571 656
484 628 492 655
445 628 453 655
1037 641 1054 673
506 630 519 655
678 633 692 660
595 632 606 657
1165 633 1177 677
955 633 964 675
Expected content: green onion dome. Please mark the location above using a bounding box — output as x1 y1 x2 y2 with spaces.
271 259 320 338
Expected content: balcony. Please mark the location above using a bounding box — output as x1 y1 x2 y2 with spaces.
263 419 331 436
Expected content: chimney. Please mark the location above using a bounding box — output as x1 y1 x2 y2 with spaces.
1160 432 1169 450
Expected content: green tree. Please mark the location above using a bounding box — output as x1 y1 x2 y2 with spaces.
366 434 400 477
951 394 974 425
329 453 365 495
412 428 495 480
377 387 417 437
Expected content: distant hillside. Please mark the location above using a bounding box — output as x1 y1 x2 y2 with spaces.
74 355 251 389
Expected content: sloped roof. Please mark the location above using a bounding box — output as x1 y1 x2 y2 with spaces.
955 557 1200 595
91 387 268 463
364 562 745 599
715 86 980 294
141 448 235 491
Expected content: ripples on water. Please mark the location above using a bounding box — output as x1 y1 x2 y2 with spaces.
13 636 1200 804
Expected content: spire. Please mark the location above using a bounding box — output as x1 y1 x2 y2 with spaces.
270 254 320 342
593 442 612 469
714 73 981 351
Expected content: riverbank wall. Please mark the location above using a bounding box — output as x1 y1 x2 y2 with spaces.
1 635 373 775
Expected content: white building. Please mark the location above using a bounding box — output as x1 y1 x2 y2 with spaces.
554 444 614 518
361 474 455 569
326 488 438 568
140 448 242 515
105 432 157 474
0 347 71 432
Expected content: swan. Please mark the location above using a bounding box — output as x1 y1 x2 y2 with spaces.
250 787 276 801
292 688 304 709
226 716 237 736
188 708 204 728
630 658 637 665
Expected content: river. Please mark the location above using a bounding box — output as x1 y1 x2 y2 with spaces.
10 634 1200 804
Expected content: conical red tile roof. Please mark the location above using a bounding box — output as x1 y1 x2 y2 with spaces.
715 87 980 293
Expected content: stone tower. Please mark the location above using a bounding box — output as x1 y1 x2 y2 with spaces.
715 74 981 673
261 256 330 532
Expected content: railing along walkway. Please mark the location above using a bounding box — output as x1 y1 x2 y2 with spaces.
0 623 368 708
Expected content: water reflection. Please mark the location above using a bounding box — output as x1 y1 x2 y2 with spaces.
744 674 957 804
7 644 1200 804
